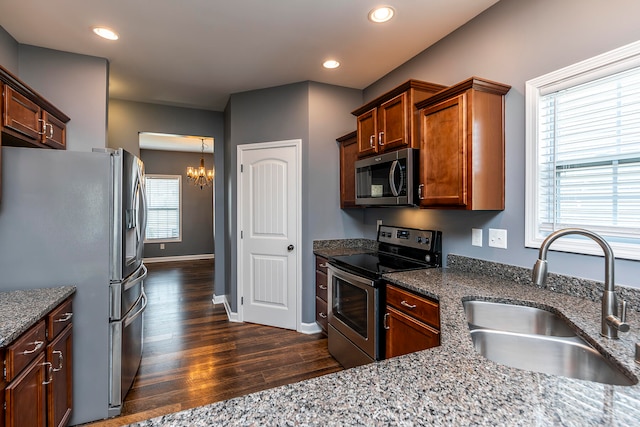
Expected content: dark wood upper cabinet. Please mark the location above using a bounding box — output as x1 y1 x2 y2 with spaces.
416 77 510 210
336 131 361 209
352 80 446 158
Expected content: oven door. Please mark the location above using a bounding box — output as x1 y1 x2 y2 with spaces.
327 264 379 366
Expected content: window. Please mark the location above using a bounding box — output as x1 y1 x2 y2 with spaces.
526 40 640 260
145 175 182 242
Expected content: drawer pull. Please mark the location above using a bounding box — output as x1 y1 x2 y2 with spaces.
319 285 328 290
318 312 327 319
53 350 64 371
42 362 53 385
318 263 329 268
22 340 44 355
401 300 417 310
55 312 73 323
383 313 390 330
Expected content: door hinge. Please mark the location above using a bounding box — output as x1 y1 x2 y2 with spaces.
241 296 244 305
241 164 243 172
241 230 243 239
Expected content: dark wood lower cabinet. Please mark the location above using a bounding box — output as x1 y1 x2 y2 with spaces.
47 325 72 427
385 283 440 359
5 353 47 427
385 306 440 358
1 298 73 427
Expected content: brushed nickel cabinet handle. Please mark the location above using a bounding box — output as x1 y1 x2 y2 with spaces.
383 313 390 330
42 362 53 385
53 350 64 371
401 300 417 309
369 134 375 148
378 131 384 146
55 312 73 323
319 285 327 290
22 340 44 355
318 312 327 319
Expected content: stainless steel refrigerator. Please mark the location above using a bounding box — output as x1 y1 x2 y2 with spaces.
0 146 147 424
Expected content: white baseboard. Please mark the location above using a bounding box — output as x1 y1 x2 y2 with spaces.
299 321 322 335
222 295 241 323
212 294 225 305
144 254 214 263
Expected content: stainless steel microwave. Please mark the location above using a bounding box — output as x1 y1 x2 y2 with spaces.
355 148 418 206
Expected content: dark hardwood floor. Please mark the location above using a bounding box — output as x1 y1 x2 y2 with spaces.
83 259 342 426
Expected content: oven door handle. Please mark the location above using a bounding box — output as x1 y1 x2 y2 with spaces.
327 264 376 289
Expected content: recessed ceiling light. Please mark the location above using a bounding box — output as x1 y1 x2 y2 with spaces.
323 60 340 69
368 6 395 23
92 27 119 41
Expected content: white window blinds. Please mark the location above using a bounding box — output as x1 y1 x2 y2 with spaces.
526 40 640 260
538 67 640 235
145 175 182 241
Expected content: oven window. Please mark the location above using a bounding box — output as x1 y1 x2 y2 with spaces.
332 277 369 338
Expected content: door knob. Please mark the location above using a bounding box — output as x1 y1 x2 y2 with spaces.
287 244 294 251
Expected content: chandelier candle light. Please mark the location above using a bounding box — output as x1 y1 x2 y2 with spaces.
186 139 214 189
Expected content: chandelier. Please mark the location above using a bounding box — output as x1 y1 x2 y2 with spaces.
186 139 214 189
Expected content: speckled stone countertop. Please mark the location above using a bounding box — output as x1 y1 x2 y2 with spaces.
129 252 640 426
0 286 76 347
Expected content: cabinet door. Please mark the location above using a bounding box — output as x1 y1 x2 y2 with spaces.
378 92 409 152
41 112 66 150
46 324 72 427
5 353 47 427
338 134 360 208
2 86 43 143
385 306 440 359
356 108 378 157
419 94 468 207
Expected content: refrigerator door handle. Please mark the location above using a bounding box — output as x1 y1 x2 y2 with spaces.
124 289 147 328
123 264 147 293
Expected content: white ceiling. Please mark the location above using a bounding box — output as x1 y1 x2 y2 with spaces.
0 0 499 113
139 133 214 153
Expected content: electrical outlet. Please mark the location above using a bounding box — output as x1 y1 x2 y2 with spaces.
160 243 165 250
488 228 507 249
472 228 483 247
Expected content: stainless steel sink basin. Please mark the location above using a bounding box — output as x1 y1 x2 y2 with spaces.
462 299 636 386
469 329 636 386
463 300 577 337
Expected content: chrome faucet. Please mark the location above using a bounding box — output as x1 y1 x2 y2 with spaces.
532 228 629 339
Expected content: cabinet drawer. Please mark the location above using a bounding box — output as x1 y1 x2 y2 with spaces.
47 298 73 340
315 297 328 332
315 256 329 274
315 270 328 301
6 319 46 382
386 284 439 329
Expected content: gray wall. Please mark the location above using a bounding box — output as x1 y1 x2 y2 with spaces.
109 99 224 296
359 0 640 288
223 82 363 319
18 45 108 152
140 149 214 258
0 25 18 72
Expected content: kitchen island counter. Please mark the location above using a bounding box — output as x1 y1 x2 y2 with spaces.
0 285 76 347
129 256 640 426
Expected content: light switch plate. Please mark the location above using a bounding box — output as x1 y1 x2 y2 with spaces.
488 228 507 249
472 228 483 247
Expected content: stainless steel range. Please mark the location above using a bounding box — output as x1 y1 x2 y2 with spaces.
327 225 442 368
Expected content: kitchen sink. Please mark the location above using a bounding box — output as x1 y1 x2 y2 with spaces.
463 299 577 337
463 299 637 386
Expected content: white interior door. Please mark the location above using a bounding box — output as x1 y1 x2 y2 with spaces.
238 140 301 330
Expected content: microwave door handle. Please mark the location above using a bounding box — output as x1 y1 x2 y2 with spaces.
388 160 403 197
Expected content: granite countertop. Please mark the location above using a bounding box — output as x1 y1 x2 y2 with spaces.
129 253 640 426
0 286 76 347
